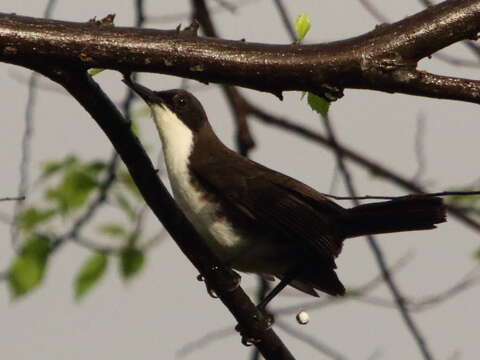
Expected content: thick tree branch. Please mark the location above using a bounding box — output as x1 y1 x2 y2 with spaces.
359 0 480 70
1 0 479 102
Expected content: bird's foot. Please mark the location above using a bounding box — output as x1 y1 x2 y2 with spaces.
256 306 275 328
197 269 241 298
197 274 218 298
234 309 274 346
235 324 261 347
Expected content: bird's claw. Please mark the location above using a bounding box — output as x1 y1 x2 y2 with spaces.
197 269 241 298
260 311 275 328
235 324 261 347
234 309 274 347
197 274 218 298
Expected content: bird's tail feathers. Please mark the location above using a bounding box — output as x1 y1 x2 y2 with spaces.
341 196 446 238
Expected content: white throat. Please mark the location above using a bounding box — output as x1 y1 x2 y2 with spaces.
150 103 245 256
150 104 194 174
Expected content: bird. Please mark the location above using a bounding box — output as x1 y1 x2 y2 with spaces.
123 77 446 308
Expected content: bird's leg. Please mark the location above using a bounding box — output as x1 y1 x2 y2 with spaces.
235 267 303 345
256 276 291 312
256 265 303 324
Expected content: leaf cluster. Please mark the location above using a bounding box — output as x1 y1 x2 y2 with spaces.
8 154 151 300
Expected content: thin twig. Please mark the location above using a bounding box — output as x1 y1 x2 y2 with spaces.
191 0 256 155
276 319 349 360
358 0 389 22
434 52 480 68
176 327 235 358
0 211 12 224
272 0 296 42
11 71 37 247
321 114 434 360
0 196 25 202
139 229 167 251
72 236 123 254
211 0 237 13
148 0 259 23
354 265 480 312
275 251 414 315
413 112 427 183
10 0 57 249
323 191 480 201
51 152 119 250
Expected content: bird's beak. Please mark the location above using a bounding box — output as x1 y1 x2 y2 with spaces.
122 76 161 104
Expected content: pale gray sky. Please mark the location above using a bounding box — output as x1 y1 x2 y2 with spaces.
1 1 479 359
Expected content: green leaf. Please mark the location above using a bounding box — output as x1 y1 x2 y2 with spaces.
85 160 107 175
9 257 45 298
344 288 361 297
41 155 78 180
8 234 51 298
130 121 141 138
88 68 106 76
126 230 141 248
114 193 137 221
74 253 108 300
42 162 65 179
18 207 56 232
120 248 145 280
307 92 331 117
46 168 98 214
295 13 311 42
20 234 51 259
97 223 128 239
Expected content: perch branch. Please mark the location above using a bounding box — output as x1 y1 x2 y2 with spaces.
0 0 479 102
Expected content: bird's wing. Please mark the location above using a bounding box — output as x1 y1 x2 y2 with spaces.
190 153 345 262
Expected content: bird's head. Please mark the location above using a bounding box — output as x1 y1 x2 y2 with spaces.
123 77 208 134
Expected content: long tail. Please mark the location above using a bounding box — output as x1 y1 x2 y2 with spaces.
340 196 446 238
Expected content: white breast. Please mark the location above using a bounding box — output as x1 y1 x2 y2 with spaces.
150 104 245 258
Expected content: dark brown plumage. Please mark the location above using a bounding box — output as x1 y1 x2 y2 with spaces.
124 78 447 299
189 124 445 296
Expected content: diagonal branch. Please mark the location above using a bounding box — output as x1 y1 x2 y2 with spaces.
272 0 296 42
1 0 479 102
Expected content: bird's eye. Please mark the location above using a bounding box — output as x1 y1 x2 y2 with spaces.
174 95 187 108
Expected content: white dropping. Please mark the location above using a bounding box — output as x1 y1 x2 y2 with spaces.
149 103 245 257
296 310 310 325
